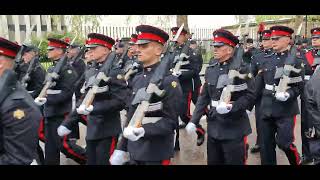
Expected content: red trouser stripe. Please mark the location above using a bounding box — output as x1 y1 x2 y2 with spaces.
81 115 88 123
244 136 248 165
187 91 192 119
196 127 205 135
293 116 297 142
38 117 45 142
289 144 301 165
109 137 117 156
62 136 86 160
161 159 171 165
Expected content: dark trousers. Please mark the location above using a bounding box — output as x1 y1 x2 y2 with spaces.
254 102 261 146
86 137 117 165
207 136 247 165
300 97 312 159
180 90 193 124
259 116 301 165
44 116 64 165
129 159 171 165
61 137 87 165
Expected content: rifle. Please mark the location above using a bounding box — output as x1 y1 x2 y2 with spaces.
121 61 141 81
275 46 302 94
172 40 191 74
80 51 117 109
218 46 249 104
20 40 43 87
37 36 78 99
117 46 129 69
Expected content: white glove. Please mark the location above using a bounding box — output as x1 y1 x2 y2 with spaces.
34 97 47 106
57 125 72 137
185 122 197 135
109 150 130 165
216 102 232 114
123 126 145 141
172 71 182 77
76 104 94 115
275 92 290 101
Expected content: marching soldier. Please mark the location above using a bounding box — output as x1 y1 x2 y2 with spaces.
303 49 320 165
34 38 78 165
16 45 46 98
255 26 302 165
170 27 205 150
0 37 42 164
112 24 183 165
75 33 129 165
243 38 261 64
185 29 254 165
299 27 320 164
250 30 273 154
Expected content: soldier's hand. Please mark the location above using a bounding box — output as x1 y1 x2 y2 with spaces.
34 97 47 106
186 122 197 135
123 126 145 141
57 125 71 137
76 104 93 115
172 71 182 77
275 92 290 101
216 102 232 114
110 150 130 165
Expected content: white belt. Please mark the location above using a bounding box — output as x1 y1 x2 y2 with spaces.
27 90 34 94
304 75 311 81
211 100 219 107
142 117 162 125
265 84 276 91
46 89 62 95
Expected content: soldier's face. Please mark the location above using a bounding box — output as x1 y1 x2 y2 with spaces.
312 37 320 48
88 46 110 62
177 34 187 45
129 44 137 55
67 48 79 59
84 51 94 63
47 48 64 60
271 36 291 52
22 51 36 63
0 55 14 76
262 39 272 49
190 44 197 49
136 42 162 66
213 45 233 62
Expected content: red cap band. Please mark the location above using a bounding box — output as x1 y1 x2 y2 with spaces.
137 32 166 44
86 38 113 49
213 36 236 47
48 41 67 49
130 37 137 43
263 33 271 38
271 30 291 37
312 31 320 35
0 47 17 57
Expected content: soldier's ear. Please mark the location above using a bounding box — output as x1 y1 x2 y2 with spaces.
155 44 163 56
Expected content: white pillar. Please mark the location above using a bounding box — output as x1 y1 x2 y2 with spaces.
36 15 42 38
13 15 21 43
0 15 9 39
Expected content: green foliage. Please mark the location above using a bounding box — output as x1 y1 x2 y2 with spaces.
30 31 85 62
255 15 294 23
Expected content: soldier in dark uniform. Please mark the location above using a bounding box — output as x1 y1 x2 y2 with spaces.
185 29 254 165
112 24 183 165
170 27 206 150
243 38 262 64
75 33 129 165
34 38 78 165
15 44 46 164
299 28 320 164
250 30 273 154
255 26 302 165
16 45 46 98
304 53 320 165
0 37 42 164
